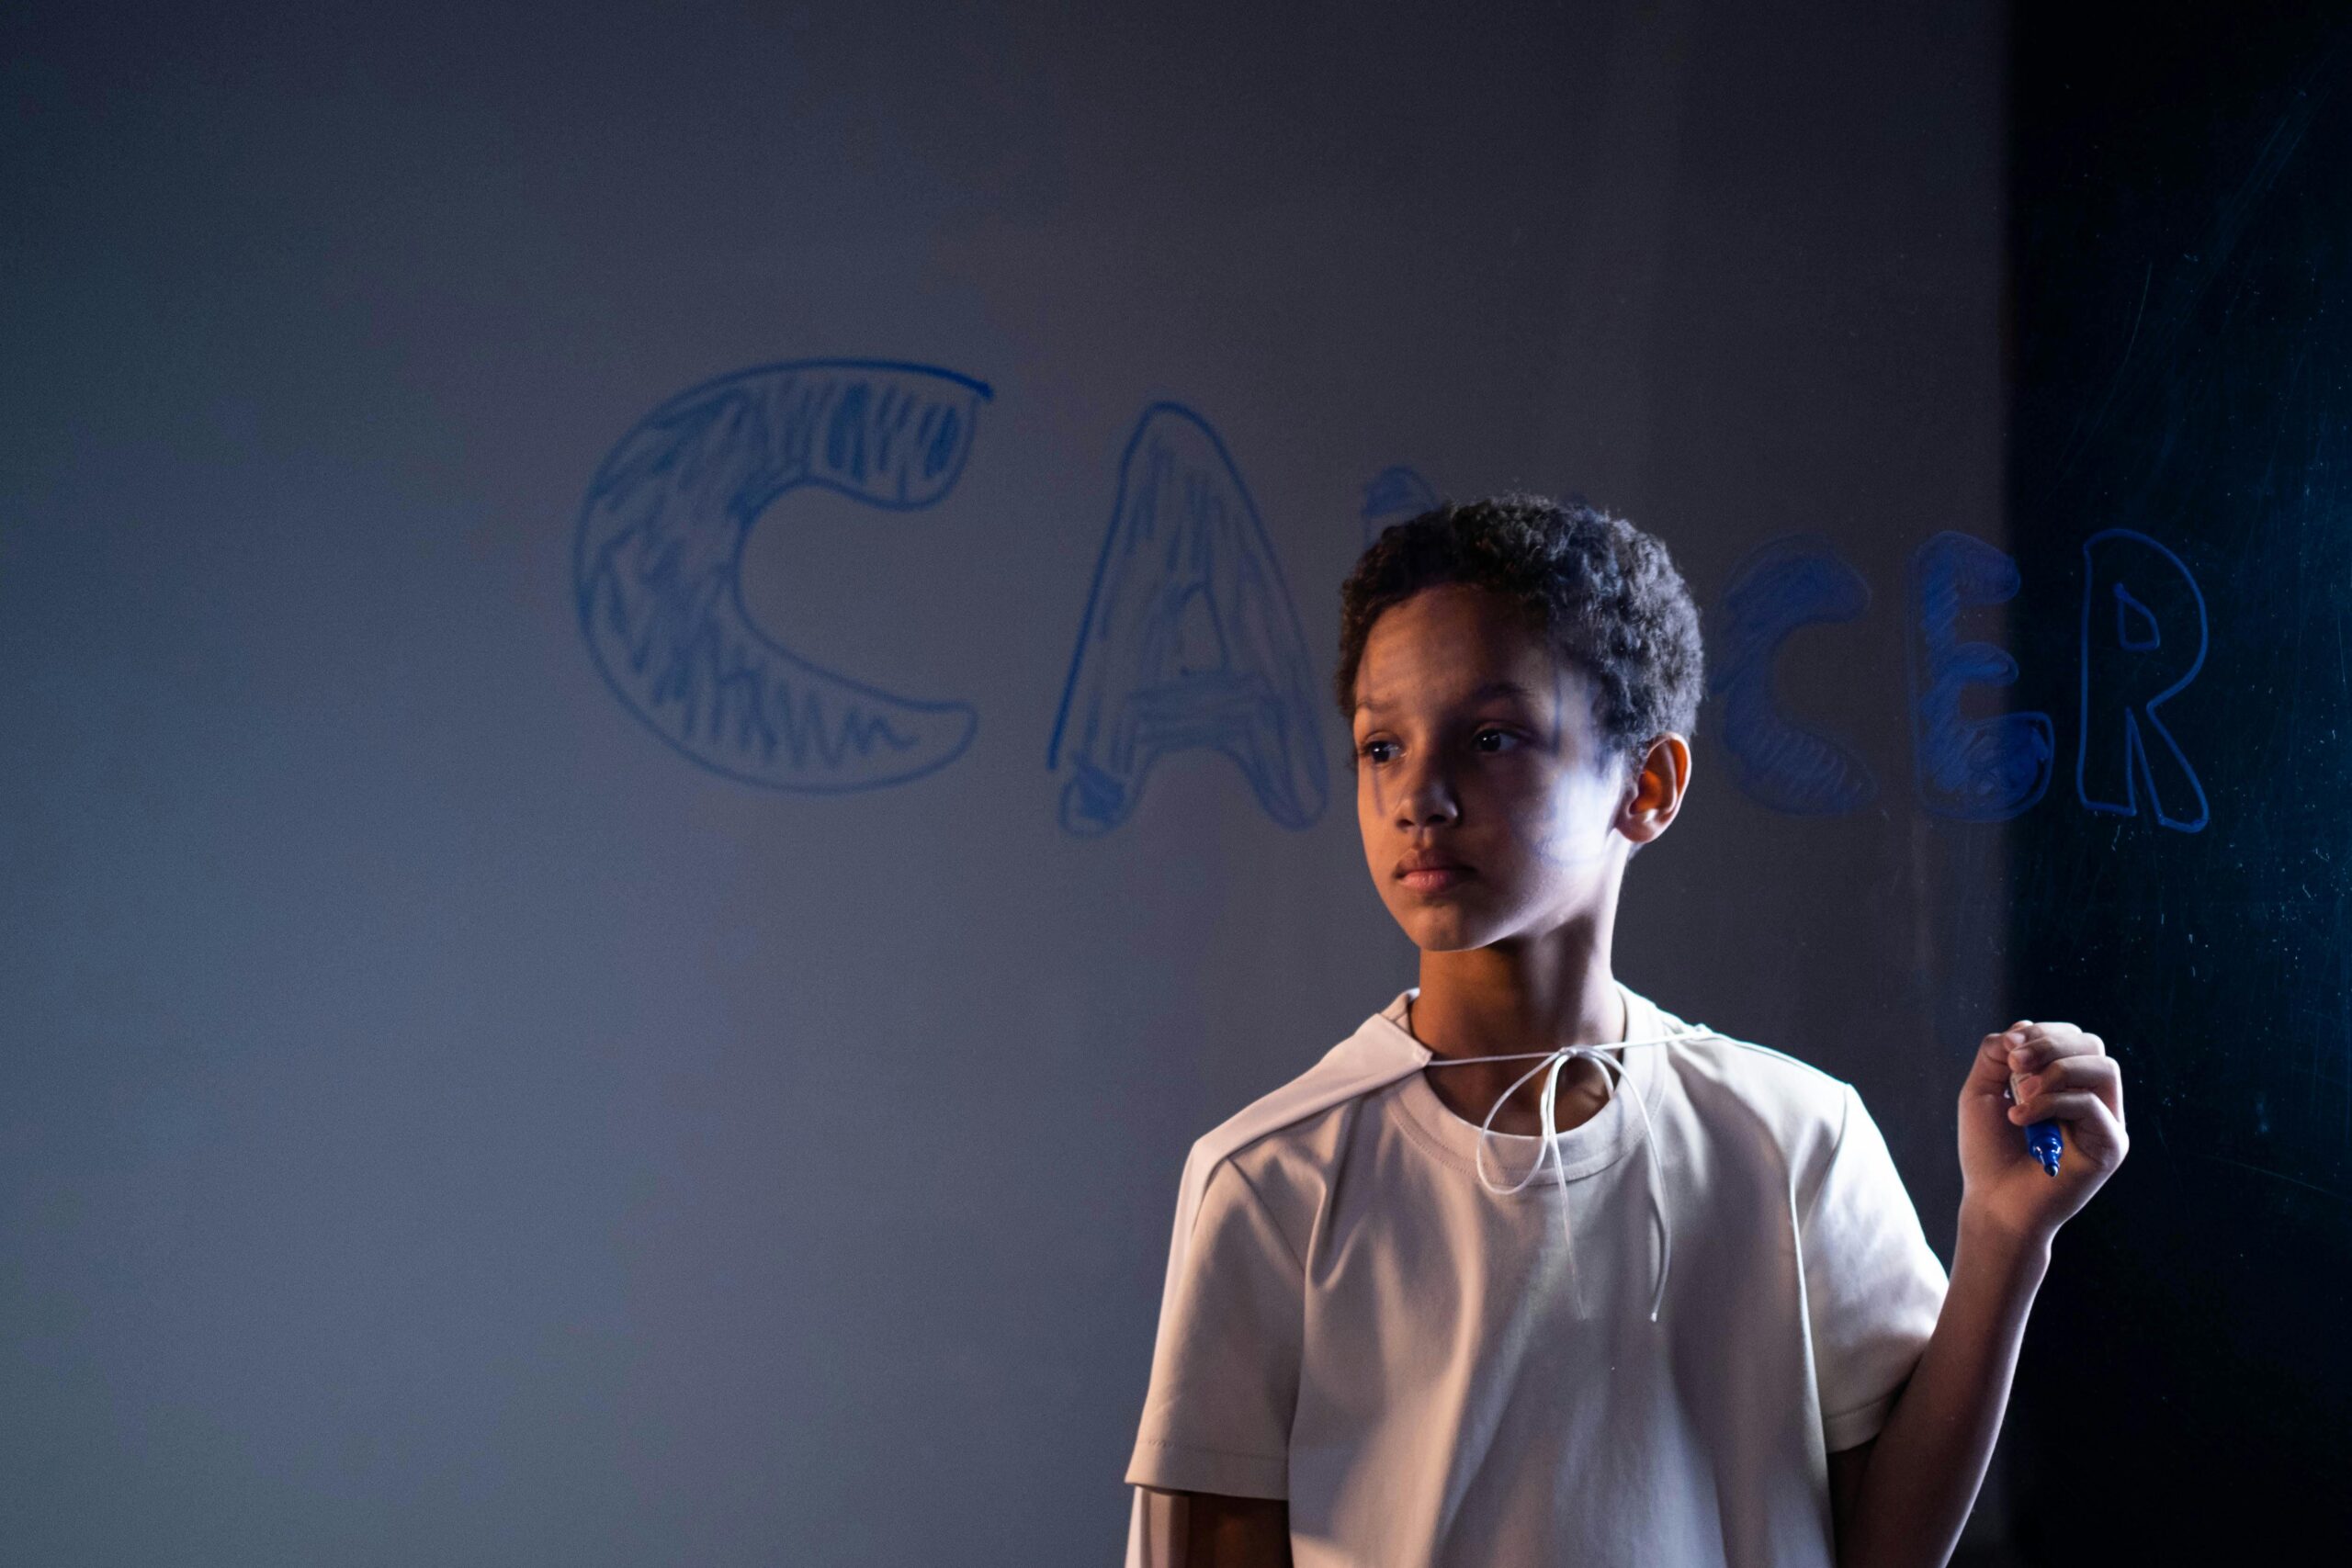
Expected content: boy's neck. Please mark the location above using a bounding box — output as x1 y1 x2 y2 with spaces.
1408 926 1627 1136
1411 945 1624 1060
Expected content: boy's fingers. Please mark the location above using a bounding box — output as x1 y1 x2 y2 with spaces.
2006 1022 2108 1071
2007 1091 2130 1169
1968 1027 2030 1093
2016 1021 2100 1052
2011 1054 2124 1118
2007 1084 2117 1129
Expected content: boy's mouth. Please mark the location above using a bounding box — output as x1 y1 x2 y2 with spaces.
1396 853 1475 893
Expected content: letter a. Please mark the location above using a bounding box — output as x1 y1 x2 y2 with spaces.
1048 404 1328 836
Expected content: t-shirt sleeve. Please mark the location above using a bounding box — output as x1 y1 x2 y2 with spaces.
1125 1156 1304 1498
1801 1082 1951 1453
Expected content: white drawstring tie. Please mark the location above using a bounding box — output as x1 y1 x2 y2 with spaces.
1424 1028 1716 1324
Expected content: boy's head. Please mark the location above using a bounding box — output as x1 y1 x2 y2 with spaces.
1334 494 1704 954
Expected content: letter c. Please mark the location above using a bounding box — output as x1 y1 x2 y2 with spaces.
574 360 989 792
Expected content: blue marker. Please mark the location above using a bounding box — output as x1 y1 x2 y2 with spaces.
2025 1119 2063 1178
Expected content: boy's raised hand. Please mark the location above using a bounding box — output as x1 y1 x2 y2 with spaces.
1958 1021 2129 1244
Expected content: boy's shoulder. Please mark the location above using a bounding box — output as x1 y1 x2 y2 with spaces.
1185 994 1426 1173
1663 1019 1855 1112
1650 1007 1871 1190
1146 998 1425 1310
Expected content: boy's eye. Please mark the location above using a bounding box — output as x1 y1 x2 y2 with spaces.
1360 731 1521 762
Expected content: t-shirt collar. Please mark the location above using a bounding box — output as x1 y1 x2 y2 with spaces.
1368 980 1667 1183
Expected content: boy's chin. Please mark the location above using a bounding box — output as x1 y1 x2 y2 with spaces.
1394 908 1508 953
1393 891 1588 953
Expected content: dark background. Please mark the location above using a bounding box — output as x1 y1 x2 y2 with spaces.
2006 2 2352 1555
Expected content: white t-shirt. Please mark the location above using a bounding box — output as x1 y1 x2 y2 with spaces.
1125 987 1948 1567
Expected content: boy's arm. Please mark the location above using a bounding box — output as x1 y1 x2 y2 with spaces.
1833 1021 2126 1568
1136 1489 1292 1568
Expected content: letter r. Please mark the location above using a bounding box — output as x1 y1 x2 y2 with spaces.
2075 528 2209 832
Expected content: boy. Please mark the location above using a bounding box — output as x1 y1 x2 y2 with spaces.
1125 497 2128 1566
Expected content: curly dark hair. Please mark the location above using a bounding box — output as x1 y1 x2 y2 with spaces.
1333 493 1705 773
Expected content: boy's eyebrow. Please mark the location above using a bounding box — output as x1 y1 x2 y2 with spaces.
1353 680 1542 716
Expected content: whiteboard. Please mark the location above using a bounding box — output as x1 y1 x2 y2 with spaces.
1 2 2008 1561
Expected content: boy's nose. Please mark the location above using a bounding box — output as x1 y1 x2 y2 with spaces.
1396 769 1460 827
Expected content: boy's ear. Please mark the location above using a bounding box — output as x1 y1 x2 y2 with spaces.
1618 733 1692 845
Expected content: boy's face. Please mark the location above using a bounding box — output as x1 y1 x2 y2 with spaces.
1350 583 1679 954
